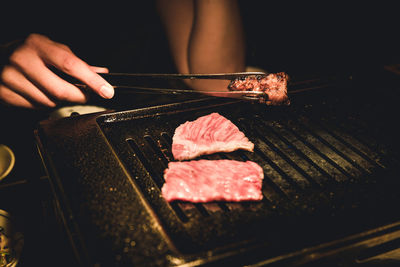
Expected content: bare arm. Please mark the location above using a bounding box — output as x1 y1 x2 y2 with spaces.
157 0 245 91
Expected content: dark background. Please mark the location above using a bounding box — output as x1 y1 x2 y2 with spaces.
2 2 400 75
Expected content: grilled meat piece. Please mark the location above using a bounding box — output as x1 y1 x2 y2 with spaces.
228 72 290 105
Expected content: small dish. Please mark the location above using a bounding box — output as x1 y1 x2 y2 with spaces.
0 145 15 181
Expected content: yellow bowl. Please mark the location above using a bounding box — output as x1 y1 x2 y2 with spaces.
0 144 15 181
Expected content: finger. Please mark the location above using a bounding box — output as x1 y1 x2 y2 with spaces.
10 46 89 103
33 38 114 99
1 65 57 107
0 84 37 108
89 66 109 73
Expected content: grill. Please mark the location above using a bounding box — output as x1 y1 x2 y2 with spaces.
35 71 400 266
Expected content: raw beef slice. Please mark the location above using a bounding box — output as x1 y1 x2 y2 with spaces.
161 159 264 202
172 113 254 160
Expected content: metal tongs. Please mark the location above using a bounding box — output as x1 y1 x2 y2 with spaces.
76 72 269 102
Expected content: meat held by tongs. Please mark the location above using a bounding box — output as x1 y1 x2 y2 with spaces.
228 72 290 105
74 71 290 104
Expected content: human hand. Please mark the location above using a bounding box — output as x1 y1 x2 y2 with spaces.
0 33 114 108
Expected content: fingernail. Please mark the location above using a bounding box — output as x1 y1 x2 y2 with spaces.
100 83 114 99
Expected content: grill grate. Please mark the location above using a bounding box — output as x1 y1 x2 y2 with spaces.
97 91 400 254
35 73 400 265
